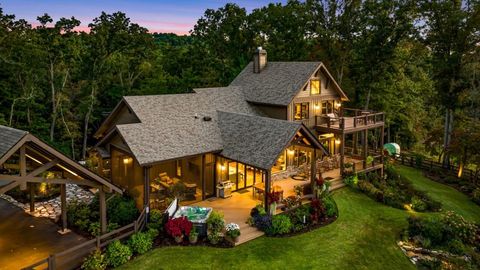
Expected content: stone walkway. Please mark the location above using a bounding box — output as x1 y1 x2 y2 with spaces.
0 184 94 220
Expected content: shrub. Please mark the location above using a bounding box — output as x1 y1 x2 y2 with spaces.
411 196 427 212
254 214 272 232
207 210 225 233
310 199 326 222
128 232 153 255
472 188 480 205
447 239 466 255
407 216 444 246
105 240 132 268
67 200 96 232
107 196 139 226
322 196 337 217
81 249 106 270
344 174 358 187
147 209 164 231
88 222 101 236
268 215 293 235
441 211 478 245
287 204 310 225
207 232 222 244
146 228 159 240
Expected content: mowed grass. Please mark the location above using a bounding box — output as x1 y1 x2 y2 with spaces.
120 166 480 270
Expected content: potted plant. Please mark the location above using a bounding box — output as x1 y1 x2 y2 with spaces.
206 210 225 245
189 227 199 244
267 191 281 215
225 223 241 243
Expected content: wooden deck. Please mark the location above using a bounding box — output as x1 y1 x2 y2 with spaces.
314 110 385 134
194 189 264 245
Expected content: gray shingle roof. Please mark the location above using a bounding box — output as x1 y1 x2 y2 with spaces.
230 62 321 106
0 125 27 160
218 111 301 170
118 87 264 166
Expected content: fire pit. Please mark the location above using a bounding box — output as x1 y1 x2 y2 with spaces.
165 198 212 236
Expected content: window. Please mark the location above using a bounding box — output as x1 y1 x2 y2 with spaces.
294 103 309 120
310 79 320 95
321 101 334 115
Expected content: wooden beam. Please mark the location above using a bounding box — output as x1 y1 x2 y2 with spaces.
0 174 100 187
311 149 317 192
99 190 107 234
340 133 345 176
0 181 20 195
201 155 205 201
143 166 150 210
28 159 59 177
61 184 67 231
20 146 27 190
363 129 368 169
29 183 35 212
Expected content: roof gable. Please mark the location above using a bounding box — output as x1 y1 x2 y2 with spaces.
0 126 28 160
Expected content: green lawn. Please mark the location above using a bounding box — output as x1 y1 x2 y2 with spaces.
120 167 480 270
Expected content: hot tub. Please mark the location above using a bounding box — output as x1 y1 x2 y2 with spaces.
165 198 212 236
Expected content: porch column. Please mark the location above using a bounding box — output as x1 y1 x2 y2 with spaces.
363 129 368 169
340 133 345 176
201 155 205 200
143 166 150 210
20 146 27 190
60 183 67 232
310 149 317 185
99 189 107 234
264 169 271 213
29 183 35 213
380 125 385 177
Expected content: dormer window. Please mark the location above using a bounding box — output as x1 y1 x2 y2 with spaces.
310 79 320 95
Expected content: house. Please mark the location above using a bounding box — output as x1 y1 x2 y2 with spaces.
92 48 385 213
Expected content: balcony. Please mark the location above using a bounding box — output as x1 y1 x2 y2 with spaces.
314 108 385 134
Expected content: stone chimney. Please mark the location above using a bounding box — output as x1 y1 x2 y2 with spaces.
253 47 267 73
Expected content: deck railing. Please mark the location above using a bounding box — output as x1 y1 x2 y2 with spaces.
315 109 385 130
22 207 147 270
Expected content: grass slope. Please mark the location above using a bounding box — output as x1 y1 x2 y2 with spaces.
120 166 480 270
396 165 480 222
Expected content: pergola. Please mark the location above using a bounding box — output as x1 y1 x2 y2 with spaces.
0 126 122 234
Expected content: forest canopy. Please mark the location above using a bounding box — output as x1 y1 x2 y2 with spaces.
0 0 478 170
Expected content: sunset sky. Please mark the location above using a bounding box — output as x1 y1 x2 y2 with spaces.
1 0 285 35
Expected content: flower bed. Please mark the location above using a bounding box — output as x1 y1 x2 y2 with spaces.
345 165 442 212
400 211 480 268
248 178 338 237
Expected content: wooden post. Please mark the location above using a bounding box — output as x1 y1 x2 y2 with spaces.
143 166 150 212
29 183 35 213
310 149 317 185
61 184 67 231
380 125 385 176
363 129 368 169
264 169 271 214
99 189 107 234
340 133 345 176
48 255 56 270
20 146 27 190
201 155 205 200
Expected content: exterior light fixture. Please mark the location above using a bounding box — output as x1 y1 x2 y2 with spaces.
123 157 131 165
335 102 342 108
314 104 320 110
335 138 341 145
220 165 226 171
287 149 295 156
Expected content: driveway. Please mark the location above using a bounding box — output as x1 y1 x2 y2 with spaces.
0 199 86 270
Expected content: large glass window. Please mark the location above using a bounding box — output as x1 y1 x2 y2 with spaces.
310 79 320 95
321 101 334 115
294 103 309 120
272 150 286 173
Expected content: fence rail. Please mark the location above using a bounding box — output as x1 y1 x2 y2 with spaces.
396 154 479 183
22 207 147 270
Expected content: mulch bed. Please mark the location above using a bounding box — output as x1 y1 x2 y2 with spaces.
153 235 234 249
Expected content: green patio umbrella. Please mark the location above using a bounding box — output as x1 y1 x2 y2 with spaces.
383 143 400 156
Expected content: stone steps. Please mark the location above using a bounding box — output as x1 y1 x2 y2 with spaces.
236 224 264 246
328 178 346 191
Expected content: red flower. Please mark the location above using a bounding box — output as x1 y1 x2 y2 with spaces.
165 217 193 238
267 191 282 204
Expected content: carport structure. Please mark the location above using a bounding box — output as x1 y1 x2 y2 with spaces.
0 125 122 233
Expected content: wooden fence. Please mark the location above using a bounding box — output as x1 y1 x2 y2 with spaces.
396 154 479 183
22 207 147 270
